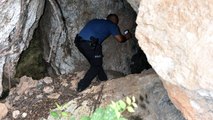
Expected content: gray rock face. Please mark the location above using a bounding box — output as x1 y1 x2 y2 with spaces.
0 0 45 95
38 0 137 75
126 0 141 13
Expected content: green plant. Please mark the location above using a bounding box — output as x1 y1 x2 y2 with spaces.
50 103 74 120
50 96 138 120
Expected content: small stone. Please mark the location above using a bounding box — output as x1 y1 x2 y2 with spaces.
61 79 68 87
17 76 38 95
15 96 20 101
12 110 20 119
43 86 54 93
22 112 27 118
0 103 8 119
37 82 44 90
36 94 43 99
29 91 33 96
47 93 60 99
43 77 53 84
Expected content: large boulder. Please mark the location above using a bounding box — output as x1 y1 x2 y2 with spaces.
135 0 213 119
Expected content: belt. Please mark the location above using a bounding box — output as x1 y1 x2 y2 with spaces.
78 40 91 43
76 35 99 46
76 35 91 43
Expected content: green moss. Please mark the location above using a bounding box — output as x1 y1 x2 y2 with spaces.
15 31 47 80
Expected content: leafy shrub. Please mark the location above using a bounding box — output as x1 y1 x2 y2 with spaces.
50 96 138 120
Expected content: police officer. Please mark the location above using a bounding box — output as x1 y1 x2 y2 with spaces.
75 14 132 92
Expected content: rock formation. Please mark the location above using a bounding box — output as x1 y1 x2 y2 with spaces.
0 0 213 119
46 69 184 120
134 0 213 119
0 0 45 95
0 0 138 94
38 0 137 75
3 69 184 120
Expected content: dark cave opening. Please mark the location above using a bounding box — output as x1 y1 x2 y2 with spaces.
130 48 152 74
14 0 152 80
15 27 49 80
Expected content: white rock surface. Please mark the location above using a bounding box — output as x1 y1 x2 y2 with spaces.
0 103 8 119
43 77 53 84
135 0 213 119
21 112 27 118
47 93 60 99
12 110 20 119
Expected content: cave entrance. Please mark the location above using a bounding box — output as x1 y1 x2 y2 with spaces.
15 0 151 80
15 27 48 80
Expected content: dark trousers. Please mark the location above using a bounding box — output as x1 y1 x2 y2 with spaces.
75 36 107 88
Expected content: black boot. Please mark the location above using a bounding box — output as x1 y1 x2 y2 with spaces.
77 80 90 92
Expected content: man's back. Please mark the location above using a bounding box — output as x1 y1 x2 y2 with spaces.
79 19 120 43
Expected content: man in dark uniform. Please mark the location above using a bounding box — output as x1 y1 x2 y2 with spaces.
75 14 132 92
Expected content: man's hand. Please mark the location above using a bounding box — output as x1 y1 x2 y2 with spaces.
124 31 132 40
114 30 132 43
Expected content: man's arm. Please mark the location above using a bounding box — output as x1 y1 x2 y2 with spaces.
114 32 132 43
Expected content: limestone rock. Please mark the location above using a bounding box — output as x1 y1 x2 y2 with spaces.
22 112 27 118
43 86 54 93
126 0 141 13
16 76 38 95
135 0 213 119
47 93 60 99
43 77 53 84
0 103 8 119
61 79 68 87
0 0 45 95
12 110 20 119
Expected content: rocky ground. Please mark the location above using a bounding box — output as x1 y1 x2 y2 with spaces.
1 71 92 120
0 69 185 120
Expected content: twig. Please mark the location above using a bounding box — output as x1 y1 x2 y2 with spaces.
93 83 105 113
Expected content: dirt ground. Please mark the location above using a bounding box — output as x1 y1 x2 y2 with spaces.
1 73 91 120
